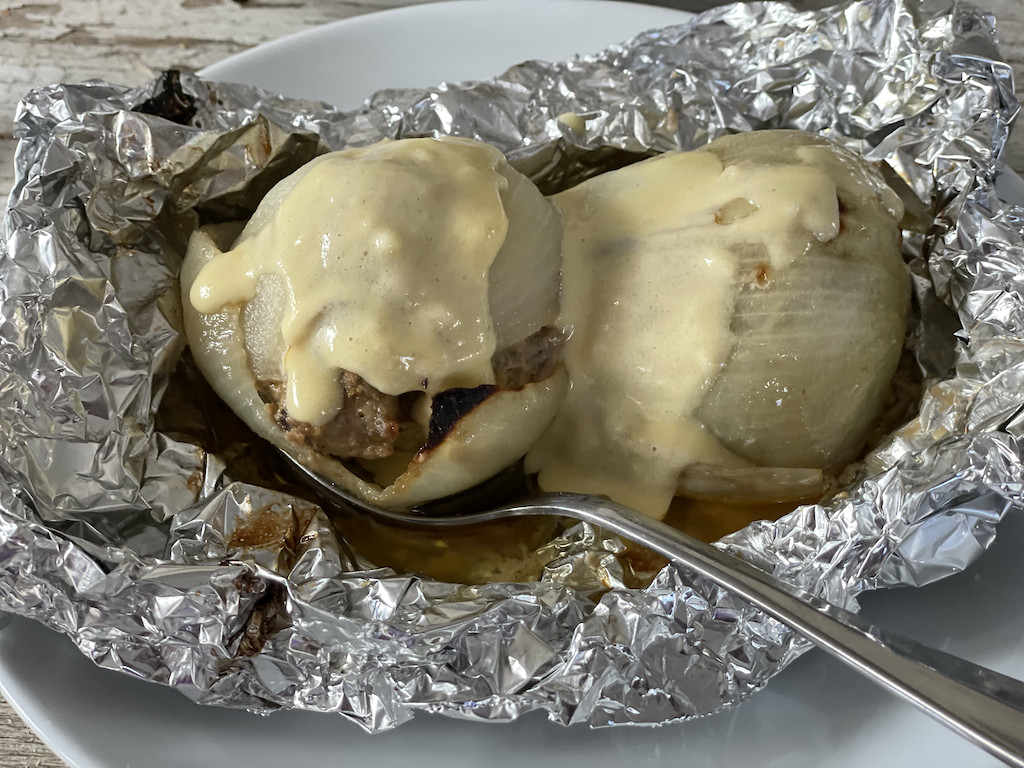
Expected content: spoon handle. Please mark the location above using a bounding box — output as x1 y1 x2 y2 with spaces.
288 455 1024 763
506 494 1024 767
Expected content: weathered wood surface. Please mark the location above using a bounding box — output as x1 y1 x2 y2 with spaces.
0 0 1022 765
1 0 1022 202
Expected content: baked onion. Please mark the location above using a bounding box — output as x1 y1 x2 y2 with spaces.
525 130 909 519
181 136 566 509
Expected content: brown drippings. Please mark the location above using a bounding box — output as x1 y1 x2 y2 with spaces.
334 509 559 585
228 502 304 551
185 466 204 497
620 545 671 588
236 581 291 657
331 495 801 588
612 497 799 587
663 496 800 544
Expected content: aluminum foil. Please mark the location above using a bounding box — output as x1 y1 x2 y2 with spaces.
1 0 1022 731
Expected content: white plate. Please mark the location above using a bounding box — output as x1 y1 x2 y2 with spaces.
1 2 1021 766
198 0 693 108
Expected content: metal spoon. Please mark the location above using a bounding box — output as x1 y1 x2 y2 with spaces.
285 457 1024 766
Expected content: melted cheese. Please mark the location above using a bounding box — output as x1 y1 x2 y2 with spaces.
189 137 510 426
525 144 872 519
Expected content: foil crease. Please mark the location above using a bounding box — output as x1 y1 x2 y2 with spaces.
1 0 1023 731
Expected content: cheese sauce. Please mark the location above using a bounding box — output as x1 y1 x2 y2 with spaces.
189 137 510 426
525 145 874 519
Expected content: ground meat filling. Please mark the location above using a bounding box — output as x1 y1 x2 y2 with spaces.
256 325 565 462
492 326 565 389
256 373 403 460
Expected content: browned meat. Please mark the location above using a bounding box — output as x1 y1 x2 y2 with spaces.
257 326 564 462
256 373 402 460
492 325 565 389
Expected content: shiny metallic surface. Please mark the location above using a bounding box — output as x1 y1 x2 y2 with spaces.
310 484 1024 763
0 0 1022 734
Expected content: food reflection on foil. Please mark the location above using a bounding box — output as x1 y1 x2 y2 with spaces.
0 0 1022 732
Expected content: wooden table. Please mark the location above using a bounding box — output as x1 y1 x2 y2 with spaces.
0 0 1022 764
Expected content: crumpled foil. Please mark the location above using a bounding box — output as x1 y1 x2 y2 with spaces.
1 0 1022 731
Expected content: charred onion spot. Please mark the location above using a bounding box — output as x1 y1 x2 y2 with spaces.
423 384 498 451
133 70 197 126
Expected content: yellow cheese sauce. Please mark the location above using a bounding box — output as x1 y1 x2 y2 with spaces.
525 142 896 519
189 137 511 426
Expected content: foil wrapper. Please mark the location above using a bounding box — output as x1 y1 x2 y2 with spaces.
1 0 1022 731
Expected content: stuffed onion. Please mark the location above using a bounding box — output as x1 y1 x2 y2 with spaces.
181 136 567 509
525 130 909 519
